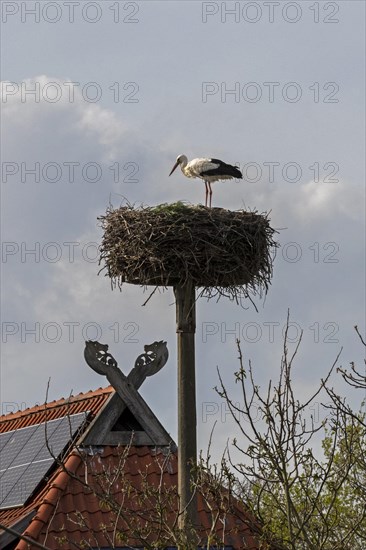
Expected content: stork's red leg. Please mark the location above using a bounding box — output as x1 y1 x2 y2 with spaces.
205 181 208 207
208 182 213 208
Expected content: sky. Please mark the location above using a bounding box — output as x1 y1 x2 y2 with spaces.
1 0 365 464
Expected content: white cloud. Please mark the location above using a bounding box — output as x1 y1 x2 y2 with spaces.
292 179 364 223
2 76 128 159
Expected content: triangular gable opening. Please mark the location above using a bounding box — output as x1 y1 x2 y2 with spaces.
81 392 176 449
112 407 143 431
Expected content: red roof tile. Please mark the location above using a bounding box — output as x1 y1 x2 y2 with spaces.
16 453 82 550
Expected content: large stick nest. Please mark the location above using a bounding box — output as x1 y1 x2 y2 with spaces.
98 203 278 301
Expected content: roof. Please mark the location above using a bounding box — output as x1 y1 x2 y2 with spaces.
2 444 261 550
23 445 261 550
0 387 113 546
0 387 266 550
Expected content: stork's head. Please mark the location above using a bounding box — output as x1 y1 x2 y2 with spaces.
169 154 187 176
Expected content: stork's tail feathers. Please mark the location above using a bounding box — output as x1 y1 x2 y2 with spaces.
231 165 243 179
223 163 242 179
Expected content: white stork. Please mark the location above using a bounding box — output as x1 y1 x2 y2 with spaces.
169 154 242 207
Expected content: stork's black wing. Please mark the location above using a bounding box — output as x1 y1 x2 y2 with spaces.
201 158 242 179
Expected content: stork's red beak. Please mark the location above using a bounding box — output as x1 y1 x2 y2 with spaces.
169 160 179 176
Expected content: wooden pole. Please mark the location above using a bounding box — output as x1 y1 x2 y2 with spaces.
174 281 197 543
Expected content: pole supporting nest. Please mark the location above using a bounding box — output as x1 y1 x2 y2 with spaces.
174 281 197 535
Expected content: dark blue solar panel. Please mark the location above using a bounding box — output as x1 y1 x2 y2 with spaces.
0 431 14 453
0 412 88 509
0 425 38 472
0 464 30 507
11 422 60 467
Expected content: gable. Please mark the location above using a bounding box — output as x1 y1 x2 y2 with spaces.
82 340 175 448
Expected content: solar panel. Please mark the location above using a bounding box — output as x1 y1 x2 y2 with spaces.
0 431 16 453
0 412 88 509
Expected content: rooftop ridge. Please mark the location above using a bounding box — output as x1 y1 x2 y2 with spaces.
0 386 113 424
